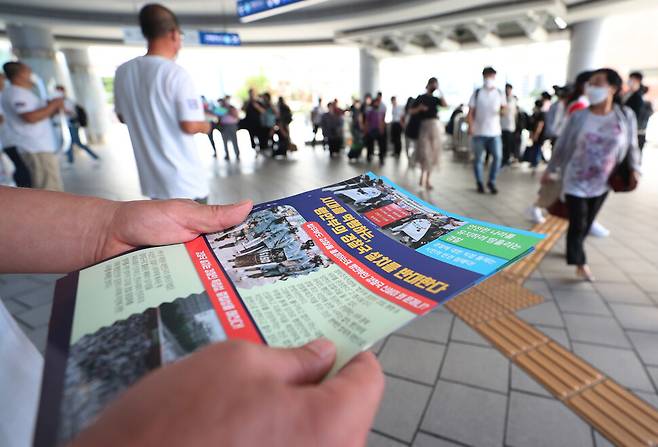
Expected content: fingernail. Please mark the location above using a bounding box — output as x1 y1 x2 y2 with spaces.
306 338 335 360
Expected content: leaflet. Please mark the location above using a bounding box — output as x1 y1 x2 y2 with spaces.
34 173 543 446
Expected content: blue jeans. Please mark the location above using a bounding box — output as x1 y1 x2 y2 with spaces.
68 123 99 162
472 135 502 185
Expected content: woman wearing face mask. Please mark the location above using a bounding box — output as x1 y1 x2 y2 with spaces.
542 68 641 282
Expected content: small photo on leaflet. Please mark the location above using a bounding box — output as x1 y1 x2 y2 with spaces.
57 292 223 445
324 174 466 249
206 205 332 289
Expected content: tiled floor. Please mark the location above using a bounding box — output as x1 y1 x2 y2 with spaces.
2 125 658 446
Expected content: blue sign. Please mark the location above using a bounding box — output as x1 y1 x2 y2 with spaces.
198 31 241 46
237 0 315 20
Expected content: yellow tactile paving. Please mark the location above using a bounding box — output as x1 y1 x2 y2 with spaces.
567 380 658 446
515 342 604 399
474 315 548 357
446 212 658 447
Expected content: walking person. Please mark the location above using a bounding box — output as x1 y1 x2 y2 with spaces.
55 85 100 163
407 77 447 190
527 99 547 173
390 96 405 157
542 68 641 282
0 72 32 188
1 62 64 191
220 95 240 161
501 83 518 166
624 71 653 152
467 67 507 194
114 4 212 202
320 101 344 157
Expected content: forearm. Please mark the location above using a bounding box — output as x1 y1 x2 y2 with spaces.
20 104 56 123
0 187 118 273
180 121 211 135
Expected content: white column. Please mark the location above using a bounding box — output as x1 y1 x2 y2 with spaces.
566 19 604 82
61 48 109 143
6 24 73 94
359 48 380 97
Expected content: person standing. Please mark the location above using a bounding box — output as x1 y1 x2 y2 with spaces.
1 62 64 191
220 95 240 161
500 83 518 166
390 96 405 157
364 96 387 164
242 89 263 152
467 67 506 194
320 101 344 157
407 77 447 190
624 71 653 151
543 68 641 282
527 99 546 172
114 4 211 202
310 98 325 147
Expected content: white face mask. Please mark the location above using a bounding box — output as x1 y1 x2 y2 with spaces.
484 78 495 88
586 85 609 105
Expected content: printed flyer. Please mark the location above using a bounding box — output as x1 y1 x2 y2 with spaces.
34 173 543 446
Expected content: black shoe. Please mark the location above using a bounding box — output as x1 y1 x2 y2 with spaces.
487 182 498 194
477 183 485 193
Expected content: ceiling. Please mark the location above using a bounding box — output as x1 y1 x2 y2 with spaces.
0 0 652 51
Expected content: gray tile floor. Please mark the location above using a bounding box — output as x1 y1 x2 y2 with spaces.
2 125 658 446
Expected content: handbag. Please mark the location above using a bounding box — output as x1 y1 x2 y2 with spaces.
608 148 638 192
405 114 421 139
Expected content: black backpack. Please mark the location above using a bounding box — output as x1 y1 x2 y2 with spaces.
75 104 88 127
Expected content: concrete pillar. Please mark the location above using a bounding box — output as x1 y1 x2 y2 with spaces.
6 24 73 94
61 48 109 143
566 19 604 82
359 48 380 98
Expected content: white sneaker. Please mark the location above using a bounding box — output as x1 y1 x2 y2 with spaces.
525 205 546 224
589 221 610 238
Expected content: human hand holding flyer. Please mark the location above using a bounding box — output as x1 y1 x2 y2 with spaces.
35 173 543 445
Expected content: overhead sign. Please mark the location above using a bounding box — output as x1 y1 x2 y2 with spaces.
122 28 241 47
237 0 328 23
198 31 241 46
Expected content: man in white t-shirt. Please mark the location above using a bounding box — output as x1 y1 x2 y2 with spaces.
467 66 507 194
1 62 64 191
114 3 211 201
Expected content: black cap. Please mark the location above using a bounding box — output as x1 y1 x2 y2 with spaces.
482 66 497 76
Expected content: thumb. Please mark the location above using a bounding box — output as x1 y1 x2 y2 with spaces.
190 200 253 233
263 338 336 385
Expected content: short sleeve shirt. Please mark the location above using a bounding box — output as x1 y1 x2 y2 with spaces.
563 112 625 198
468 87 506 137
413 94 440 121
114 56 207 199
1 85 56 153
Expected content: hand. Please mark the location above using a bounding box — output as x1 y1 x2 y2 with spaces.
418 104 428 112
71 339 384 447
48 97 64 111
540 170 552 185
632 170 641 184
99 199 252 263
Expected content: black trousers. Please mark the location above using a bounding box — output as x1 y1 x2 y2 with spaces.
365 130 386 162
390 122 402 156
565 193 608 265
501 130 515 165
3 146 32 187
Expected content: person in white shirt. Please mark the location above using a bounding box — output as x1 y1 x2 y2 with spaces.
310 98 325 147
1 62 64 191
467 66 507 194
389 96 405 157
114 3 211 202
500 83 518 166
